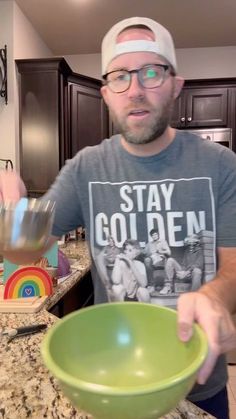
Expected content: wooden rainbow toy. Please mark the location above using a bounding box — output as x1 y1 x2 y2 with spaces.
3 266 53 299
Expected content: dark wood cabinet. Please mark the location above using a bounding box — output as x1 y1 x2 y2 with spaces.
16 58 71 196
68 74 109 156
16 58 109 196
228 87 236 152
171 78 236 152
49 271 94 318
171 86 228 128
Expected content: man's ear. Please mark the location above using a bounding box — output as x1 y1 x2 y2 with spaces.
100 85 109 106
173 76 185 100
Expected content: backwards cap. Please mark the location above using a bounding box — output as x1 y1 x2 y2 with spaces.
101 16 177 76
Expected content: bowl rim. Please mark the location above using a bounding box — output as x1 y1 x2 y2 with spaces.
41 302 208 396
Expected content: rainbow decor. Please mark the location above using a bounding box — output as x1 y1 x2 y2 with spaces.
3 243 58 284
3 266 53 299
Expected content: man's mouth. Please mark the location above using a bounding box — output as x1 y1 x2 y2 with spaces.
128 109 150 118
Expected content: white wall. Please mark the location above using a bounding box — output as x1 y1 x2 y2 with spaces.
0 0 53 170
65 53 101 79
0 1 15 167
14 2 52 59
177 46 236 80
13 1 53 170
64 46 236 80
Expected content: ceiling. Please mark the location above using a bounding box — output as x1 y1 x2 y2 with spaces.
15 0 236 55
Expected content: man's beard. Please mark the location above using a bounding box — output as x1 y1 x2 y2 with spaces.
110 92 175 145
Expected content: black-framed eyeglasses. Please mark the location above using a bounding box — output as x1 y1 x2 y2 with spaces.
103 64 173 93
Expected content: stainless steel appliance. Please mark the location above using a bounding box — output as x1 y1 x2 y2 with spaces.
186 127 232 150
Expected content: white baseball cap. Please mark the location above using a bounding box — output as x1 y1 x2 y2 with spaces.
101 17 177 76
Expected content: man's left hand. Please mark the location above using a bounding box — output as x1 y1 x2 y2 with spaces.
177 291 236 384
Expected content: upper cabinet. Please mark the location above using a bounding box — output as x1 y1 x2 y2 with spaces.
68 73 108 156
16 58 109 197
171 86 228 128
171 78 236 153
16 58 71 196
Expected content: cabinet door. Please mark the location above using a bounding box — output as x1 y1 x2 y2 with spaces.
228 87 236 153
185 88 228 127
171 94 186 128
69 82 109 156
171 87 228 129
17 58 70 197
19 71 61 196
49 271 94 318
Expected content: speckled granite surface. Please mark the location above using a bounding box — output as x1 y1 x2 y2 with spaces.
0 241 215 419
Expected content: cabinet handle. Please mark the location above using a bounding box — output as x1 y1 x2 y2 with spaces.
180 117 185 122
187 116 192 122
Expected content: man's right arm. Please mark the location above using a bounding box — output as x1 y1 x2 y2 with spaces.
0 169 27 202
160 240 171 256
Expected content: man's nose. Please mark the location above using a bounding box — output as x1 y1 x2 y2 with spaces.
126 73 145 99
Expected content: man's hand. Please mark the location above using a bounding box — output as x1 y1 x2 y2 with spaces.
177 291 236 384
117 254 131 267
0 170 26 202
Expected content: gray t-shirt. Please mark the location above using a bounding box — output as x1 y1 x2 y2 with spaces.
45 130 236 402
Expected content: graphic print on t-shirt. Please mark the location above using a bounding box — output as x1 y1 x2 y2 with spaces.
89 177 216 308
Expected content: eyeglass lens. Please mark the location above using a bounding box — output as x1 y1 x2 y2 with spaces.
106 65 169 93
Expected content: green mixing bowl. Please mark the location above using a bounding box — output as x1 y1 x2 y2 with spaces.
41 302 208 419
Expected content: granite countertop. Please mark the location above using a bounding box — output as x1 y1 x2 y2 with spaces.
0 241 215 419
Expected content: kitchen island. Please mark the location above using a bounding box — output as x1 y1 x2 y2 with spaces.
0 241 215 419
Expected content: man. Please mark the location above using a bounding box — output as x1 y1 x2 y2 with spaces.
144 228 171 266
160 233 204 294
96 235 120 283
0 17 236 419
111 238 150 302
143 228 171 291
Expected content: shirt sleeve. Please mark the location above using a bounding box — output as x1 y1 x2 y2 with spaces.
216 147 236 247
43 155 84 238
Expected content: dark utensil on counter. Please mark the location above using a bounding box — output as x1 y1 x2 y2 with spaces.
2 323 47 342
